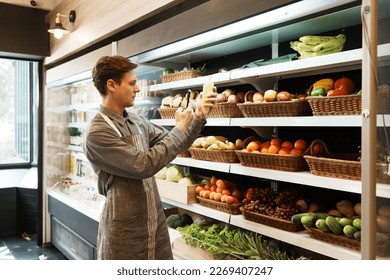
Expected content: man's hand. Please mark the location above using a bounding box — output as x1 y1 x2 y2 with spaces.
175 106 194 133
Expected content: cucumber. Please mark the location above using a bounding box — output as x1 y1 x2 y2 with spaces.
339 217 353 228
343 225 357 238
312 212 329 222
301 215 315 227
315 219 330 232
354 231 361 240
326 216 343 235
352 218 361 230
291 212 314 224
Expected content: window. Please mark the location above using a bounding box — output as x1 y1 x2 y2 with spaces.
0 58 38 165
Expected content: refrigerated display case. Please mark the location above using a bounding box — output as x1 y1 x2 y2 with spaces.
42 0 390 260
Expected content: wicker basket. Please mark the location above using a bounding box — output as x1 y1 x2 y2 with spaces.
305 154 390 184
304 139 390 183
304 226 390 257
235 150 308 172
240 207 304 232
161 70 203 83
157 108 177 119
189 147 239 163
237 99 311 117
307 94 361 116
307 92 390 116
304 153 361 180
208 102 243 118
197 196 242 215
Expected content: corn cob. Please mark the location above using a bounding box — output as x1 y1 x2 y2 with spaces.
298 34 346 46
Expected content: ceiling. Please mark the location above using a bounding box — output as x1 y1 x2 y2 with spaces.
0 0 61 10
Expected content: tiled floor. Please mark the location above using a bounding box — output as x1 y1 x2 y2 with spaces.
0 233 67 260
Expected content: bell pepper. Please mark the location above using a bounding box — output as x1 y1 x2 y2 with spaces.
310 87 326 96
327 77 354 96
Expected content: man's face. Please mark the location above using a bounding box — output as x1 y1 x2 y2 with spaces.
112 71 139 108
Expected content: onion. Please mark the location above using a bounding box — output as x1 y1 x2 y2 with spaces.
216 93 227 103
253 92 264 103
227 94 239 104
222 89 234 97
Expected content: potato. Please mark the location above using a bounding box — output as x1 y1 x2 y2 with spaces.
378 205 390 218
295 199 308 212
307 202 319 212
377 215 390 233
354 202 361 216
328 209 343 217
336 199 355 217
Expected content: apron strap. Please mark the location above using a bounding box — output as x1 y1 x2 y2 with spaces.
99 112 123 137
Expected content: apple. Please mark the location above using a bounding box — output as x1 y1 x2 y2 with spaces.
264 89 277 102
276 91 292 101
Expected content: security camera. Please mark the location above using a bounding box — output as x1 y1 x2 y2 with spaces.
30 1 38 7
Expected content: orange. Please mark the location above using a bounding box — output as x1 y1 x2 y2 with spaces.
281 141 294 150
225 196 236 205
196 186 204 195
246 141 260 152
209 191 215 200
270 138 282 147
210 185 217 192
260 147 269 153
202 190 211 199
260 141 271 149
204 182 212 190
278 147 290 155
221 194 228 203
210 176 217 186
213 192 222 201
268 145 280 154
294 139 307 150
290 148 304 155
221 189 232 196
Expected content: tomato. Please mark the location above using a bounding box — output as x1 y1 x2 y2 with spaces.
328 77 354 96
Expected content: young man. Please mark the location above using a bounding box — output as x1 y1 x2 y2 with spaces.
83 55 215 259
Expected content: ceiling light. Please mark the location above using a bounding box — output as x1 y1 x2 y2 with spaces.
48 10 76 39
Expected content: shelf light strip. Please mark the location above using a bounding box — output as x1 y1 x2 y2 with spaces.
136 0 356 63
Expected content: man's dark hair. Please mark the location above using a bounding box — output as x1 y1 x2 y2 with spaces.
92 55 137 96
